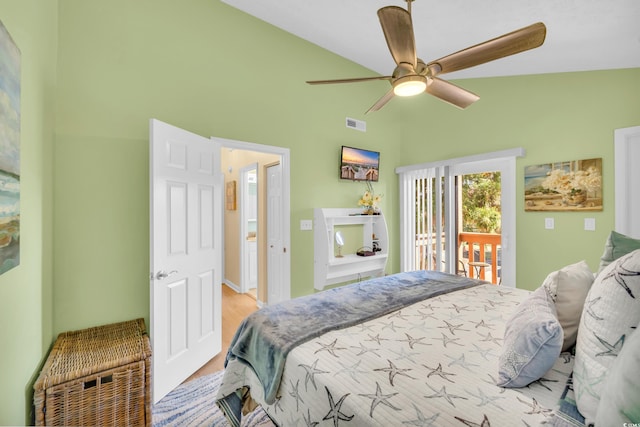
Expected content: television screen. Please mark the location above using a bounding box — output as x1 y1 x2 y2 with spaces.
340 146 380 182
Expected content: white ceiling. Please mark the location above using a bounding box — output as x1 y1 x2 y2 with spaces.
221 0 640 80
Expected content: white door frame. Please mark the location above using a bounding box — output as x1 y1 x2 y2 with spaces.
212 137 291 303
614 126 640 238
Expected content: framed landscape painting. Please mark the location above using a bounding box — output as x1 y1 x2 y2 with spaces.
0 19 20 275
524 158 602 212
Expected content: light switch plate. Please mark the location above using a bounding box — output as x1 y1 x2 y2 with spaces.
300 219 313 231
545 218 554 229
584 218 596 231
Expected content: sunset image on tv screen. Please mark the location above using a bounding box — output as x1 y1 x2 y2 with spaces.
340 146 379 181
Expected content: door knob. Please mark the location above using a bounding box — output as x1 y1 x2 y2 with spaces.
155 270 177 280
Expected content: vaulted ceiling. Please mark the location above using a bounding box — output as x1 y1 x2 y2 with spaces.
222 0 640 80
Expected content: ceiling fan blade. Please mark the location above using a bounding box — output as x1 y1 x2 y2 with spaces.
306 76 392 85
427 22 547 75
377 6 417 67
426 77 479 109
366 88 395 114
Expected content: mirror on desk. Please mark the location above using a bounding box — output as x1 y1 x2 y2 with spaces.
335 231 344 258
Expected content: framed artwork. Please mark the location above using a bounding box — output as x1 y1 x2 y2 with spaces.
0 19 20 275
524 158 602 212
226 181 236 210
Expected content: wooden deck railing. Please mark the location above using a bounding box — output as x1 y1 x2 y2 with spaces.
415 232 501 284
458 232 501 284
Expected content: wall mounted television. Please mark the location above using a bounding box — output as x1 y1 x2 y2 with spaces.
340 146 380 182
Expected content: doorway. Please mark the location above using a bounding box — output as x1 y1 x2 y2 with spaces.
189 144 288 377
150 120 291 393
456 172 502 284
216 139 291 307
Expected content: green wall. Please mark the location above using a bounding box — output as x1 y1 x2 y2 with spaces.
1 0 638 424
49 0 640 348
395 69 640 288
52 0 405 337
0 1 57 424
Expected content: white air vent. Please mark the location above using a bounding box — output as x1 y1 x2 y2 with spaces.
346 117 366 132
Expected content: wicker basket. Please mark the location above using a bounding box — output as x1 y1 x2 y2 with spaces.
34 318 152 426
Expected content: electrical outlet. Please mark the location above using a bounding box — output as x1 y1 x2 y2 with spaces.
545 218 554 230
300 220 313 231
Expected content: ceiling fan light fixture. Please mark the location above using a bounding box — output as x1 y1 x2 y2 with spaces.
393 75 426 97
306 1 547 112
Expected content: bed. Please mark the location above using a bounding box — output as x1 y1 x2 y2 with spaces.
215 267 607 427
217 244 640 426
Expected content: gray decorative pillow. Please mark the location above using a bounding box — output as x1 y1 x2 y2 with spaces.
597 230 640 275
596 322 640 425
542 261 595 351
574 249 640 424
497 286 563 388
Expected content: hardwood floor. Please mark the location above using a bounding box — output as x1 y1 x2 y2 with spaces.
184 284 258 383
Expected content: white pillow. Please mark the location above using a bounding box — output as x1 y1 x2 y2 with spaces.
596 321 640 425
574 249 640 424
542 261 595 351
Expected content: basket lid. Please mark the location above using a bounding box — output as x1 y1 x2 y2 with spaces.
34 318 150 390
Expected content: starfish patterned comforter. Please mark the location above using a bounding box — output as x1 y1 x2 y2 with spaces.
217 272 576 426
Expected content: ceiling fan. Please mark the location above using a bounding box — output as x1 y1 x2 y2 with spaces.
306 0 546 113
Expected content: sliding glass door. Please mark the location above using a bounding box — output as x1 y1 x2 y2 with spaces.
397 149 522 287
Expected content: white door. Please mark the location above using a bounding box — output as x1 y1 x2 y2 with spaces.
150 119 223 403
266 162 284 304
240 165 258 293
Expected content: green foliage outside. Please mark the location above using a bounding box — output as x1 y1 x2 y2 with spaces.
462 172 501 233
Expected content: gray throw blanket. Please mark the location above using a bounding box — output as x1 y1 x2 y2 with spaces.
224 270 482 405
